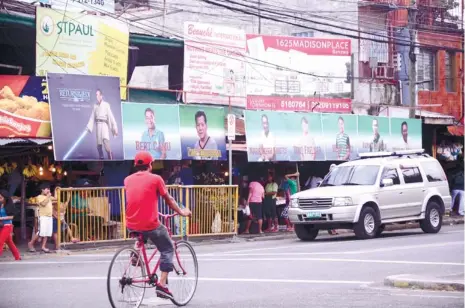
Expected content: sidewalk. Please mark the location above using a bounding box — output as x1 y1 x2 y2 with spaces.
385 273 464 291
1 215 462 261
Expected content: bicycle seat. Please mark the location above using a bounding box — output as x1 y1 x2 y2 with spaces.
129 231 143 238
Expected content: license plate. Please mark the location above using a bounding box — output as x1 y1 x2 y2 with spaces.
306 212 322 219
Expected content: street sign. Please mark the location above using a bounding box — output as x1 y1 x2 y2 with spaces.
227 113 236 141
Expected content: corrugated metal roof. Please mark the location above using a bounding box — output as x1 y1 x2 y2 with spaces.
0 138 52 146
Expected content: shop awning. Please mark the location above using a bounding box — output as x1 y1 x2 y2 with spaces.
378 107 456 125
447 126 464 136
0 138 52 146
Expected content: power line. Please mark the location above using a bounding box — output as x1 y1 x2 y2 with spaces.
206 0 464 50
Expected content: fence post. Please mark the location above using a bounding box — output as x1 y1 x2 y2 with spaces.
234 186 238 235
185 186 190 241
56 187 62 247
121 187 127 240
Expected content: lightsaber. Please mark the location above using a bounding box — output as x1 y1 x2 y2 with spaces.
63 130 88 160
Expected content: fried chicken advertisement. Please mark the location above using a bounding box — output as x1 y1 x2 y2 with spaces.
0 76 51 138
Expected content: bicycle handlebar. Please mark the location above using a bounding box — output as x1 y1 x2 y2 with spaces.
159 213 179 219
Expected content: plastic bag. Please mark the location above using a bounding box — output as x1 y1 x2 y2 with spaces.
211 212 222 233
244 205 251 216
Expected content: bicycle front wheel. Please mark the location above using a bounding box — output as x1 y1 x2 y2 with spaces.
169 240 199 306
107 247 147 308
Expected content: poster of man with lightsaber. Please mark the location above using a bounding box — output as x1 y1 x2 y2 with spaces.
63 89 118 160
48 73 124 161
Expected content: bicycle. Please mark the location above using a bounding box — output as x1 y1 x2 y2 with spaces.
107 213 198 307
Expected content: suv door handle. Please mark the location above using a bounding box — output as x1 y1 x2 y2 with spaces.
399 192 403 194
422 189 426 192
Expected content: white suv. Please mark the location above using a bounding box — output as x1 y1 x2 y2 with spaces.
289 149 452 241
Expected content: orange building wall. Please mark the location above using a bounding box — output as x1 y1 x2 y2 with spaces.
417 32 463 121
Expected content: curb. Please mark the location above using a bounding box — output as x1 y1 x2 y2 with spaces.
384 274 465 292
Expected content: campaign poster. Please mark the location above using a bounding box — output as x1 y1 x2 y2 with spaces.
0 75 51 138
122 102 182 160
389 117 422 151
47 73 124 161
356 115 391 153
286 112 325 161
244 110 289 162
178 105 226 160
321 113 358 161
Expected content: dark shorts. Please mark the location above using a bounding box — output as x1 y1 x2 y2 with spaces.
263 197 277 219
52 218 67 233
249 202 263 220
128 225 174 272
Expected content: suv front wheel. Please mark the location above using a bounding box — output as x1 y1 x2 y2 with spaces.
354 207 379 240
295 224 319 241
420 201 443 234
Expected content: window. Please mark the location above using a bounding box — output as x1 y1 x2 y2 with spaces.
400 166 423 184
417 50 436 91
381 167 400 185
421 161 447 182
445 52 455 92
321 165 380 186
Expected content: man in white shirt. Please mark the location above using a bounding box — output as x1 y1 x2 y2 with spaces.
259 114 276 161
299 116 316 161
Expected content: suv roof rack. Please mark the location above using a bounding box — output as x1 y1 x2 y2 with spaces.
358 149 427 159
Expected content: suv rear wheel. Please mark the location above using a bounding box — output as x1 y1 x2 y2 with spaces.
354 207 379 240
420 201 442 234
294 225 319 241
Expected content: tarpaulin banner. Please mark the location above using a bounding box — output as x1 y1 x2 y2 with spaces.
122 102 182 160
244 110 423 162
47 73 124 161
0 75 51 138
36 7 129 99
178 105 226 160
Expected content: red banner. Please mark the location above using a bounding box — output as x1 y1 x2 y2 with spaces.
247 96 352 113
246 34 351 56
0 75 51 138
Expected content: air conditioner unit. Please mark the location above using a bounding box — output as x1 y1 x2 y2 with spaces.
375 65 394 79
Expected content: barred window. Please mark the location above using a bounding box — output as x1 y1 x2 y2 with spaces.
417 50 436 91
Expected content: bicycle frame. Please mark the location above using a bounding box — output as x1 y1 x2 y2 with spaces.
131 213 188 284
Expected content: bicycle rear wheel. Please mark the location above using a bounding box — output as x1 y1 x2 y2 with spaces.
107 247 147 308
169 240 199 306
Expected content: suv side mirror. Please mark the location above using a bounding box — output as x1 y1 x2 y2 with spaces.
381 178 394 187
316 181 322 187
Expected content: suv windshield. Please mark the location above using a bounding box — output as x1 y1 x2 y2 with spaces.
320 165 380 186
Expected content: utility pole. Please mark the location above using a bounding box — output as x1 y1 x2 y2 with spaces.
408 0 418 119
258 0 261 34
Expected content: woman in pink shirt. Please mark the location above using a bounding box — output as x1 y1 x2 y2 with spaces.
244 176 265 234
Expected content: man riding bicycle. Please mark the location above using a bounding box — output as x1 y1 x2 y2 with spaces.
125 151 191 299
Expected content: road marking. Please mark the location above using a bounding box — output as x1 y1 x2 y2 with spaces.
197 258 464 266
53 240 464 260
2 257 462 266
225 241 464 256
0 276 373 285
443 230 464 234
209 229 462 256
393 293 464 299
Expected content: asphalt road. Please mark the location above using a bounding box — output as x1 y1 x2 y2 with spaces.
1 225 464 308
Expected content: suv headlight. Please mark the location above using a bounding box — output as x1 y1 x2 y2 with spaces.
290 198 299 208
333 197 353 207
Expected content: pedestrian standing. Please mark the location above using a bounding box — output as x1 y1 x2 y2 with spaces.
264 174 279 232
28 183 54 253
244 176 265 234
0 190 20 260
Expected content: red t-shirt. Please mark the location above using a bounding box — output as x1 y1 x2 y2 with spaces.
124 171 168 231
